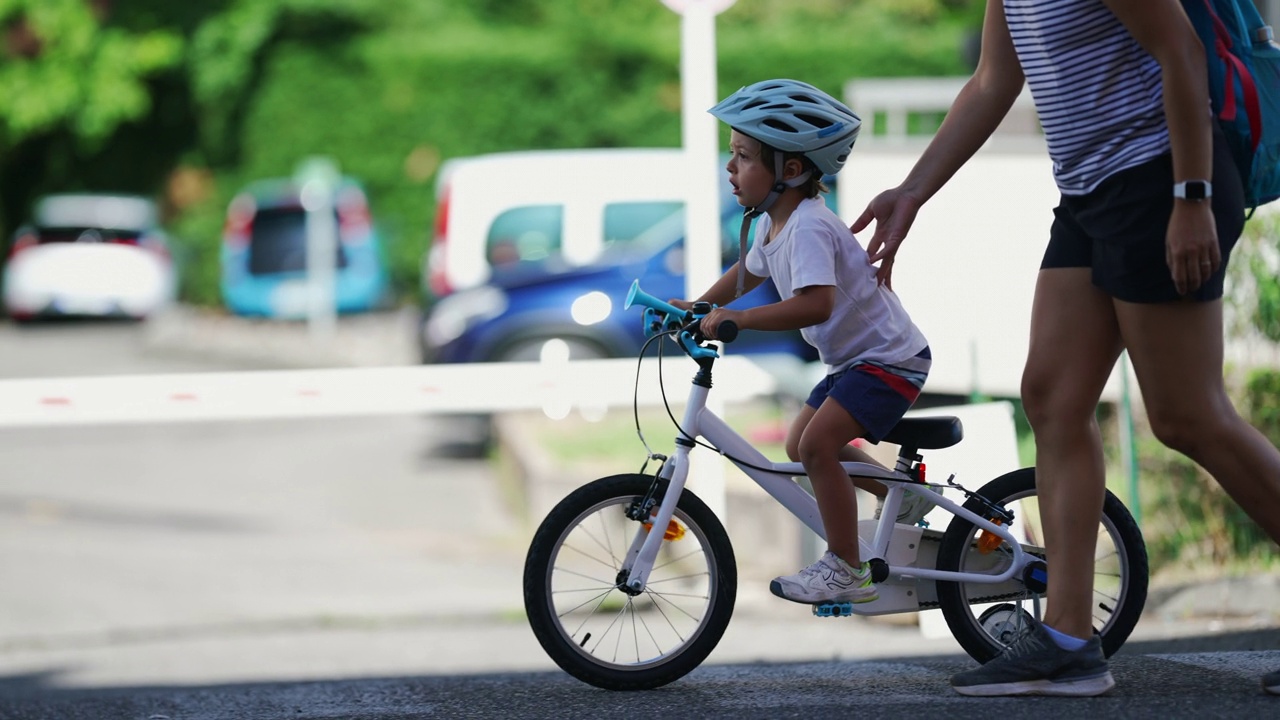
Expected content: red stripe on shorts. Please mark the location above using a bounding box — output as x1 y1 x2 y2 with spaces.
859 363 922 402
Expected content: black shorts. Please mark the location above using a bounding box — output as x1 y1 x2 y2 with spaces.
1041 122 1246 303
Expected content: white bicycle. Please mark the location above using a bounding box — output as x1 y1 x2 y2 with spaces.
522 280 1148 690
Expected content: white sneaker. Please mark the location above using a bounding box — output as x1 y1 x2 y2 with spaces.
769 551 878 604
875 486 942 526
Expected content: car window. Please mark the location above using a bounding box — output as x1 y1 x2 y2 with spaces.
35 228 143 244
602 202 684 252
486 205 562 268
248 207 348 275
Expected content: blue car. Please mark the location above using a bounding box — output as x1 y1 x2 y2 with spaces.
221 178 388 317
420 195 831 364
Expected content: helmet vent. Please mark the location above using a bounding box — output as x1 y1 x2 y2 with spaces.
763 118 798 133
795 113 834 129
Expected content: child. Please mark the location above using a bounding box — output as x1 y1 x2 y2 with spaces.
674 79 933 605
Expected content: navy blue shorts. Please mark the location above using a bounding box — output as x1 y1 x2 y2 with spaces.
805 347 931 443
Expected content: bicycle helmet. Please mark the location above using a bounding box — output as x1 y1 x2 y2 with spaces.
708 78 861 176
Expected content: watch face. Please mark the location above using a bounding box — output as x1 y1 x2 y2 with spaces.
1178 180 1210 200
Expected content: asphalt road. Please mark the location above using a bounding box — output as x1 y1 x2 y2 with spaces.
1 317 1278 719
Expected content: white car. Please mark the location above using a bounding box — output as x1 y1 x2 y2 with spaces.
3 194 177 321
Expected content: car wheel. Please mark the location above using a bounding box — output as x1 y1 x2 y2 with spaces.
495 336 610 363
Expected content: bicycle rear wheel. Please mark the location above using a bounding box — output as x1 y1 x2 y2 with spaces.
935 467 1148 663
523 474 736 690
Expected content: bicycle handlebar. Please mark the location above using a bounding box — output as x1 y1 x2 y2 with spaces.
624 280 737 359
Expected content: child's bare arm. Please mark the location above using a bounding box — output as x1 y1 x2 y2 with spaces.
702 285 833 339
670 261 767 309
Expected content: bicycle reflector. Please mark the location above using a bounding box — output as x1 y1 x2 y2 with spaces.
644 518 686 541
977 519 1005 554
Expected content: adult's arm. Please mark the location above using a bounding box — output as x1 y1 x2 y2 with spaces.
852 0 1026 286
1103 0 1219 295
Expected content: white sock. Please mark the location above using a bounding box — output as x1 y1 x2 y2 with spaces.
1043 623 1089 651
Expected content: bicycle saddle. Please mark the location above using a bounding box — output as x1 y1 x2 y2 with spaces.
882 416 963 450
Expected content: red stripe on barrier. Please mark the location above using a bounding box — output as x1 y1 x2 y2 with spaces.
298 389 321 397
40 397 70 406
171 393 198 401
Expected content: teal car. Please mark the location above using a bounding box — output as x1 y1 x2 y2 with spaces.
221 178 388 317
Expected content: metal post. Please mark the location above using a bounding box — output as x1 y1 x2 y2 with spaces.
297 157 340 342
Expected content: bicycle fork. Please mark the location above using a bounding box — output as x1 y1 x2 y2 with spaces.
619 442 693 594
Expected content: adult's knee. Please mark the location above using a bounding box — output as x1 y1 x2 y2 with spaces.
1147 402 1225 457
1021 369 1094 434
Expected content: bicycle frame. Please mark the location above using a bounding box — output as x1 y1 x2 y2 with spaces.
620 357 1035 611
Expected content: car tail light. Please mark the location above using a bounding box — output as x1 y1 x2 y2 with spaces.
7 231 38 259
136 233 172 260
428 183 452 297
337 188 371 238
224 194 256 248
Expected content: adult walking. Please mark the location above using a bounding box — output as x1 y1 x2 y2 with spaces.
851 0 1280 697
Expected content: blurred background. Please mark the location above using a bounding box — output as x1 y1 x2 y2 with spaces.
1 0 1279 690
0 0 985 312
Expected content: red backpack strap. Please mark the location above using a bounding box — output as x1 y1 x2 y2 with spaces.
1202 0 1263 153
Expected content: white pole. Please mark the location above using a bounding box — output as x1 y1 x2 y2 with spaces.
666 0 736 520
298 157 340 342
680 2 723 303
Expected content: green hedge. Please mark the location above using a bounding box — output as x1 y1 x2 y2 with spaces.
166 1 975 307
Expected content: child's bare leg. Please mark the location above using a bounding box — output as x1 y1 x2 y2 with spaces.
796 398 868 566
787 405 889 497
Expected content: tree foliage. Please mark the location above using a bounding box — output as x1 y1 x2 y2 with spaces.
0 0 182 147
1 0 981 305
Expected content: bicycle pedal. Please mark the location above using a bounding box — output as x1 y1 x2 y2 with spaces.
812 602 856 618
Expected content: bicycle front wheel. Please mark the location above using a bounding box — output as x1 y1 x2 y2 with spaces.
935 467 1148 663
522 474 737 690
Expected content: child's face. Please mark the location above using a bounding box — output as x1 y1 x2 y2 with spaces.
726 130 774 209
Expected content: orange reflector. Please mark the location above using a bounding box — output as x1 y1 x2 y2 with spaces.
643 519 686 541
977 519 1005 554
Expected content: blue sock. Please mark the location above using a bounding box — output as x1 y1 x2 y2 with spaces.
1043 623 1089 651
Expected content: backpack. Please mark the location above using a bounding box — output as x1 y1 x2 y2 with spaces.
1181 0 1280 212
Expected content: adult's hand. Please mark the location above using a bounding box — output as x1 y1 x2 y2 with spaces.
1165 202 1220 295
851 187 924 290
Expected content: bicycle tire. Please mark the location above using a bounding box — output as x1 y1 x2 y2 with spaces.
523 474 737 690
934 467 1148 663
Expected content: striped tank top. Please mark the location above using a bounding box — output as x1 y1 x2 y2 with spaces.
1003 0 1171 195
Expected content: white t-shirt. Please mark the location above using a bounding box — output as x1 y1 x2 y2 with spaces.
744 197 929 375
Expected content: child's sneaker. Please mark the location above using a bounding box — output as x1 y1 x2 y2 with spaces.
874 486 941 526
769 550 878 604
1263 668 1280 695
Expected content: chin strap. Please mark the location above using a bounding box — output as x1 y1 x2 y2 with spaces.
735 153 811 298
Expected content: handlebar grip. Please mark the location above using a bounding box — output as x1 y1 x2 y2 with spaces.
717 320 739 343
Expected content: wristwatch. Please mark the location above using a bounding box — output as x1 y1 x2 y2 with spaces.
1173 180 1212 201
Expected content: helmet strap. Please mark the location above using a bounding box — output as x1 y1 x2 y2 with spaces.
735 154 811 297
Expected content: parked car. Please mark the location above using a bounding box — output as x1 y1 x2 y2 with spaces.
427 148 708 300
420 189 835 365
221 177 388 318
3 193 176 321
420 147 836 364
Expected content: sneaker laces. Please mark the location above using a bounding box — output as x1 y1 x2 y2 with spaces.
998 624 1044 659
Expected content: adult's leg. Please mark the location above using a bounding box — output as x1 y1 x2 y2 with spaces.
1116 299 1280 540
795 398 869 565
1021 268 1124 639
